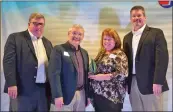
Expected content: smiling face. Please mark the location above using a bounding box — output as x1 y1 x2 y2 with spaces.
101 28 121 52
68 27 84 48
103 35 115 51
28 18 45 37
130 9 146 31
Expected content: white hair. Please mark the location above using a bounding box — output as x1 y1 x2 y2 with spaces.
68 24 85 33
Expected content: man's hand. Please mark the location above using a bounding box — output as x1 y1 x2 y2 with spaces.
153 84 162 96
126 85 128 92
88 72 94 76
55 97 64 110
86 98 91 107
8 86 17 99
88 74 112 81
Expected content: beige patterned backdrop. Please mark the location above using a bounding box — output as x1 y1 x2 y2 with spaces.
1 1 172 111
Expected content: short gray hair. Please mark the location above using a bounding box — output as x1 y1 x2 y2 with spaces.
68 24 85 33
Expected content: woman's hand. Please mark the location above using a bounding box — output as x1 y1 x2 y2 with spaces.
88 72 95 76
88 73 112 81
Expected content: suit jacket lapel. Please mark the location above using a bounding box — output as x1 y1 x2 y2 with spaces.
64 42 78 70
136 25 150 56
24 30 37 60
42 37 51 60
128 32 133 61
64 42 87 72
68 50 78 70
80 49 87 71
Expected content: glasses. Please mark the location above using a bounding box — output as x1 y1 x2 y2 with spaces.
70 31 83 37
30 22 45 27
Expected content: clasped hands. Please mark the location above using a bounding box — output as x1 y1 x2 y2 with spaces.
88 72 162 96
88 72 112 81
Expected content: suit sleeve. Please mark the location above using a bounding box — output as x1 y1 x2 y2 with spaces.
123 36 126 53
3 34 17 87
48 46 63 99
85 52 92 102
85 52 92 98
123 36 129 85
154 29 169 85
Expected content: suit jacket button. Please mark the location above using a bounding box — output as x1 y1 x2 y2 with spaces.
34 76 36 78
35 66 38 69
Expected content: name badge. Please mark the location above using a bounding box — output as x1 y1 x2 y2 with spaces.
64 51 70 56
109 54 117 59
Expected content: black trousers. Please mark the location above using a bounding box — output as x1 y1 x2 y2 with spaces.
9 83 51 112
9 98 18 112
93 94 122 112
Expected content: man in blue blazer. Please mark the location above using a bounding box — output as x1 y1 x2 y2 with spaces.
3 13 53 111
48 24 89 111
123 6 169 111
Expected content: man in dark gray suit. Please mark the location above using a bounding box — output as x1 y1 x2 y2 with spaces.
3 13 53 111
48 24 89 111
123 6 169 111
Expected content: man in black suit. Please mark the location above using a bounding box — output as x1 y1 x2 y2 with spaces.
48 24 89 111
123 6 169 111
3 13 53 111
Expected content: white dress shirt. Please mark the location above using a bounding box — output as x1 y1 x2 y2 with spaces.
28 30 48 83
132 24 146 74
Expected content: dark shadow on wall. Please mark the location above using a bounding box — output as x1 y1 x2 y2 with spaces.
99 7 121 33
98 7 131 40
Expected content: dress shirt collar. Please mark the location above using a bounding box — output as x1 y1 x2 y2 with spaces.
28 29 43 40
67 41 81 51
132 24 146 35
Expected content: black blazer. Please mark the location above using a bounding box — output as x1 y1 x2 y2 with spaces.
123 25 169 95
3 30 53 96
48 42 89 105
